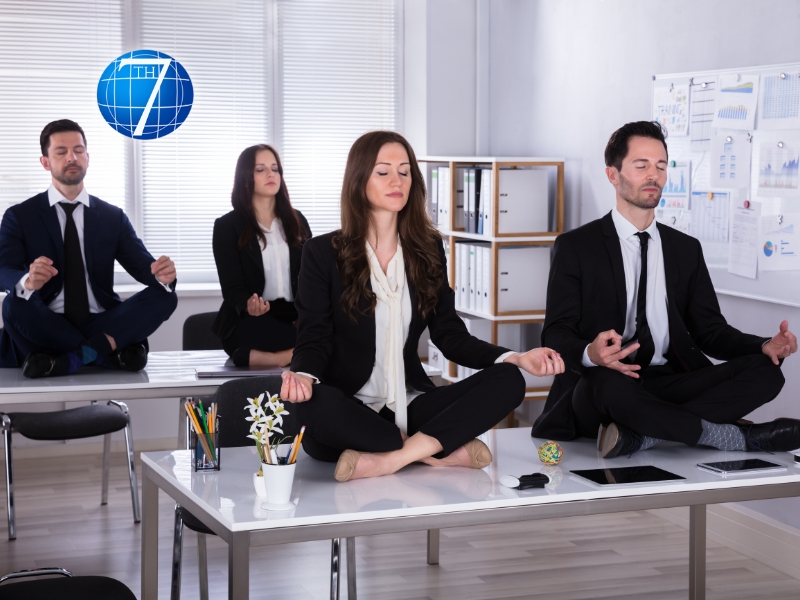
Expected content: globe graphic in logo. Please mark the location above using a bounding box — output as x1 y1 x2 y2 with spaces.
764 241 774 257
97 50 193 139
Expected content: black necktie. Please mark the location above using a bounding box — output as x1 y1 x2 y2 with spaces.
59 202 90 327
632 232 655 367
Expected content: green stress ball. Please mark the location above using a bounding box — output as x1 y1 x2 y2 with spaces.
538 440 564 465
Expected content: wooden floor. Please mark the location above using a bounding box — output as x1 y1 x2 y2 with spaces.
0 451 799 599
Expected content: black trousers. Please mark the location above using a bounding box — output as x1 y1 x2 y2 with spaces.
571 354 785 446
294 362 526 462
221 313 297 357
0 285 177 366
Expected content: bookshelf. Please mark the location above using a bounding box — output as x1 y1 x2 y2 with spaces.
418 156 565 424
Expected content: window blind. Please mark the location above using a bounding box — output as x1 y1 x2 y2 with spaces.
138 0 270 282
277 0 400 236
0 1 126 217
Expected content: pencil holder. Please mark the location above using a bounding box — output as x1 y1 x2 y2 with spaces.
261 462 296 510
190 430 220 471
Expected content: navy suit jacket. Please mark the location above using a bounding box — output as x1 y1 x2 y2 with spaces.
0 191 167 361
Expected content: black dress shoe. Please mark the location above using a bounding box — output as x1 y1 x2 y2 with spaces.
598 422 643 459
117 343 148 371
232 347 250 367
21 352 57 379
740 418 800 452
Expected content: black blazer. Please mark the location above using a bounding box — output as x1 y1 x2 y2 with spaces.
211 209 310 340
532 211 769 441
290 231 511 396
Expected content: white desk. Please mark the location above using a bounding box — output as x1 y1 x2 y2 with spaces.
140 428 800 600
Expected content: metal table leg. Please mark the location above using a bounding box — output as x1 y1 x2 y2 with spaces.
689 504 706 600
346 537 357 600
427 529 440 565
228 531 250 600
141 468 159 600
331 538 341 600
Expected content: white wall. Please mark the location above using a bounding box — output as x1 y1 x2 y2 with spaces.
481 0 800 527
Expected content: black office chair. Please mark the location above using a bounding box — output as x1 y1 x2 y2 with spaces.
182 312 223 351
171 375 302 600
0 567 136 600
0 399 139 541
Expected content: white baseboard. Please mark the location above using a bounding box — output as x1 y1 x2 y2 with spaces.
0 437 178 462
651 503 800 580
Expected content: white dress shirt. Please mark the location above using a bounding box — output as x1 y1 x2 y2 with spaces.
15 184 172 310
582 208 670 367
258 218 293 302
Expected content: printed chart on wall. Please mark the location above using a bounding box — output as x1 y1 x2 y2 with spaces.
654 63 800 306
758 139 800 198
713 74 759 131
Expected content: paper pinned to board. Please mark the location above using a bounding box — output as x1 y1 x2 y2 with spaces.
660 161 691 208
727 196 761 279
757 71 800 130
713 74 759 131
653 83 689 136
655 208 692 235
692 190 730 243
760 212 800 271
690 76 717 152
757 139 800 198
710 131 752 189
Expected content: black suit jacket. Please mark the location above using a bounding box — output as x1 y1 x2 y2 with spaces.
531 211 768 441
0 191 171 365
211 209 310 340
290 231 511 396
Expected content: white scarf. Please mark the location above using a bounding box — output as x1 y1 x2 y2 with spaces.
365 241 409 433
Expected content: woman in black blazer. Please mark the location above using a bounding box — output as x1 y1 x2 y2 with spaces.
280 131 565 481
212 144 311 366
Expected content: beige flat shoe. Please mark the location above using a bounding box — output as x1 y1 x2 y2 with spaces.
334 449 362 482
463 439 492 469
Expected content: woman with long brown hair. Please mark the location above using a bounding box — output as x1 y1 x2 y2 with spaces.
212 144 311 366
280 131 564 481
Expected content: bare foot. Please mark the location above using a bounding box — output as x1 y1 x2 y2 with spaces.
419 445 472 468
249 348 293 367
349 452 398 480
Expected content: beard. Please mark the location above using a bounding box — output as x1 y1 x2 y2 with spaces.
54 164 86 186
618 172 661 209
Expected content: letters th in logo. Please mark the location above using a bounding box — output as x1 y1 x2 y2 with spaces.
97 49 193 140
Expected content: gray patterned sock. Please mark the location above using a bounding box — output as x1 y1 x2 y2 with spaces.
697 420 746 451
640 436 662 451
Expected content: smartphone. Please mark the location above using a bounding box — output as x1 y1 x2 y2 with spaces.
696 458 787 476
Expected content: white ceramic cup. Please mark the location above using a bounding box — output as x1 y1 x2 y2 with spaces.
261 462 296 506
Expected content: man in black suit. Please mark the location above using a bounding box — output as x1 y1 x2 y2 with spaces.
532 121 799 457
0 119 178 378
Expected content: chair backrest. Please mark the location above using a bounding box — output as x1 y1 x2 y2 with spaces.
182 312 223 351
211 375 300 448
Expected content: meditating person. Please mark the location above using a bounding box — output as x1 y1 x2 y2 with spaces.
279 130 564 481
212 144 311 367
532 120 799 458
0 119 177 378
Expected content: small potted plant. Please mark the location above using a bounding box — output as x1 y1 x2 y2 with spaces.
245 392 297 508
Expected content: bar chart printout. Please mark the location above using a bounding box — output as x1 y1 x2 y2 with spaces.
660 162 691 208
758 142 800 197
713 74 759 131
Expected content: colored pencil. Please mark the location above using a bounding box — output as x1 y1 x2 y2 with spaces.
289 426 305 464
184 403 214 461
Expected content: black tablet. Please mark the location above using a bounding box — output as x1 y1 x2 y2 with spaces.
570 466 685 486
696 458 786 475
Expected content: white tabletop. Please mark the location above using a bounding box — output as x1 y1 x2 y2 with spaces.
0 351 443 405
141 428 800 534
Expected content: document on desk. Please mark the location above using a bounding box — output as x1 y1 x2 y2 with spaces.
759 212 800 271
728 196 761 279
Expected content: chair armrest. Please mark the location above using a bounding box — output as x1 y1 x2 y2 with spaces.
0 568 73 584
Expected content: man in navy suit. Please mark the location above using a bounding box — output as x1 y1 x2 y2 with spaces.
0 119 178 378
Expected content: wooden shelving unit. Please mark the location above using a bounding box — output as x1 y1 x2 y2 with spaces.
418 156 565 421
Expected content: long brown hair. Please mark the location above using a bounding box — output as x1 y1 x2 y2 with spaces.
230 144 306 250
334 131 443 321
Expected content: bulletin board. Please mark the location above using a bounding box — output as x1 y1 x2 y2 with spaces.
652 62 800 307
